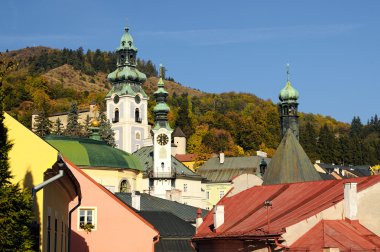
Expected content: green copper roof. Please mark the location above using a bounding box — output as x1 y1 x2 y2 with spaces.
153 103 170 113
107 66 147 84
279 81 299 101
45 135 143 171
262 129 322 185
133 146 201 179
117 26 137 51
105 82 148 98
197 156 271 183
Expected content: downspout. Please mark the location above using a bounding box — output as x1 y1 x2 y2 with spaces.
153 234 160 252
68 196 81 252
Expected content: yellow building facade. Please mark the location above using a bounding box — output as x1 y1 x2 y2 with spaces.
204 182 232 210
5 113 81 252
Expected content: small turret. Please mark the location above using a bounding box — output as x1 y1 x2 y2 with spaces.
279 64 299 140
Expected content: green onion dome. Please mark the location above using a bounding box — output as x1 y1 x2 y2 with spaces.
118 26 137 51
279 81 299 101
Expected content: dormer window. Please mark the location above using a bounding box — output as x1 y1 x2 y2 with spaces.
128 41 132 46
122 41 126 46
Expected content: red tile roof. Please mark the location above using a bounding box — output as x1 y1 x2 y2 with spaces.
175 154 197 162
193 175 380 240
289 219 380 250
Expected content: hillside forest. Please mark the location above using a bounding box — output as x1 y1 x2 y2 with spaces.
1 47 380 166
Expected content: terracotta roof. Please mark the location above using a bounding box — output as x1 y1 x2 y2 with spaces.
263 129 322 185
173 127 186 137
290 219 380 251
193 175 380 240
176 154 197 162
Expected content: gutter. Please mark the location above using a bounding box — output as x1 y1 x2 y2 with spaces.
32 170 64 210
68 197 81 252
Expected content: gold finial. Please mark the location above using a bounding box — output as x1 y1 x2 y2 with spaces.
91 105 99 127
91 119 100 127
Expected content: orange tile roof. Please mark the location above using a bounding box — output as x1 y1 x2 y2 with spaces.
175 154 197 162
290 219 380 250
193 175 380 240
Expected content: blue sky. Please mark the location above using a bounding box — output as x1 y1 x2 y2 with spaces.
1 0 380 123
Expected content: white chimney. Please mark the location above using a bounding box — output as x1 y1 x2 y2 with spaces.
196 208 203 233
213 205 224 230
219 153 225 164
344 182 358 220
131 191 141 211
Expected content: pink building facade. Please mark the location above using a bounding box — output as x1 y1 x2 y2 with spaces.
64 159 159 252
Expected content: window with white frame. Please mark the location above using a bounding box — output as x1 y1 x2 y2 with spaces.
79 208 96 231
184 184 188 192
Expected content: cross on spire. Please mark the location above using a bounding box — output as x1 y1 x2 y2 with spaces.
286 63 290 81
159 64 166 79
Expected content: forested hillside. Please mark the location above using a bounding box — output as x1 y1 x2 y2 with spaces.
1 47 379 166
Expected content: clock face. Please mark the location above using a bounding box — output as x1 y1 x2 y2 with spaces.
113 95 120 104
157 133 169 146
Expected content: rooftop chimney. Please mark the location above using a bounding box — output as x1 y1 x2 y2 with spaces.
196 208 203 233
344 182 358 220
213 205 224 230
131 191 141 211
219 153 225 164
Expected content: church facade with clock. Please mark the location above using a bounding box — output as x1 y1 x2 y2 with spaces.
105 26 205 207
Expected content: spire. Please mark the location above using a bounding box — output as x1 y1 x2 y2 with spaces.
279 64 300 140
286 63 290 82
107 25 147 93
153 64 171 130
263 129 322 185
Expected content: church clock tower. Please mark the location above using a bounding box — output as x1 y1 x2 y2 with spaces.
106 26 150 153
279 64 299 140
151 65 174 198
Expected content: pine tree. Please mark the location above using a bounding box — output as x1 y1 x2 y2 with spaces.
0 59 34 251
52 118 63 135
99 112 115 146
33 108 51 137
64 102 82 137
83 115 92 137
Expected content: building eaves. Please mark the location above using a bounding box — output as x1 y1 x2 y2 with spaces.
194 176 380 240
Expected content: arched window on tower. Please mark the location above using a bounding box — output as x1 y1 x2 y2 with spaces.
135 108 141 123
120 179 131 193
113 108 119 123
